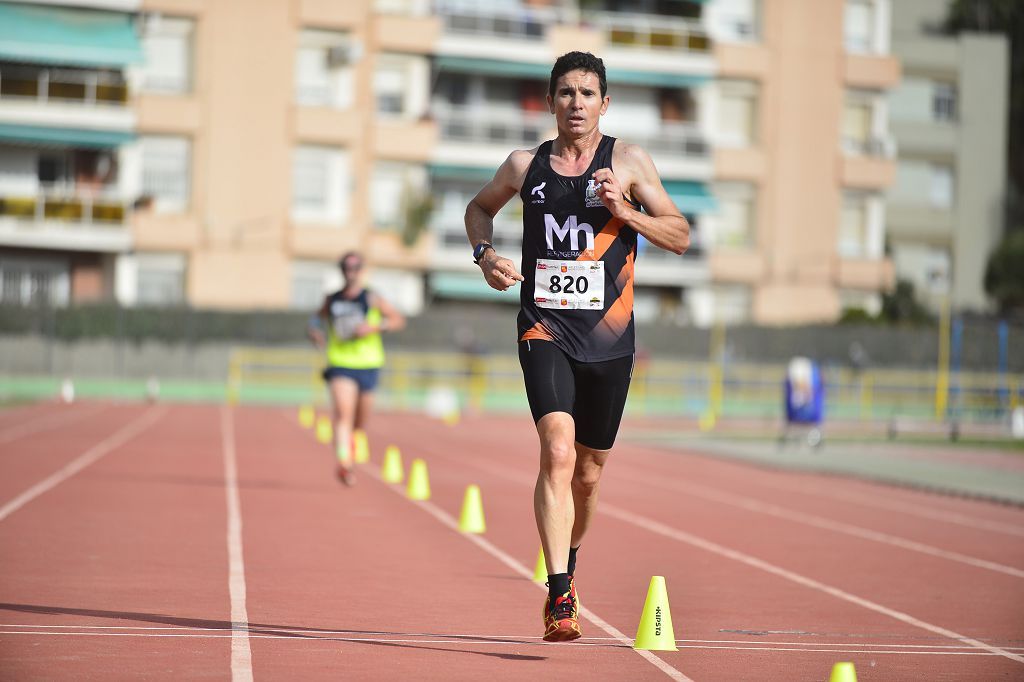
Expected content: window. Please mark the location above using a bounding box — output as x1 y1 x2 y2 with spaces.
893 243 951 296
290 260 340 310
844 0 875 53
135 253 185 306
374 54 427 119
933 82 956 122
717 81 757 147
295 29 356 108
839 191 884 259
711 0 760 43
842 96 872 154
929 164 954 209
291 145 351 224
371 162 426 229
0 258 69 306
140 136 191 213
139 15 194 94
711 182 756 249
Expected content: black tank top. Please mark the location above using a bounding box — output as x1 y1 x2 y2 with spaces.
517 135 639 362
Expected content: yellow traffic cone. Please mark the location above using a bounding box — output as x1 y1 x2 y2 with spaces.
381 445 404 483
298 405 315 428
458 484 486 533
406 458 431 500
353 429 370 463
315 416 333 444
532 547 547 584
829 662 857 682
633 576 677 651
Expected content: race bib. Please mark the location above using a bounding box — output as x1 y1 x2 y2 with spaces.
533 259 604 310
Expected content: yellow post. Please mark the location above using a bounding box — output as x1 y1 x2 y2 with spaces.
935 298 950 419
706 322 726 421
469 357 487 413
859 373 873 421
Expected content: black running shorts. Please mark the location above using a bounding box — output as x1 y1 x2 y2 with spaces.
518 339 634 451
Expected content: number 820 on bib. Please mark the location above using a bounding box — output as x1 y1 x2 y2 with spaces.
533 259 604 310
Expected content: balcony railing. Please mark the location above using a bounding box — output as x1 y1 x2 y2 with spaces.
591 12 711 53
841 135 897 158
433 104 548 147
0 185 129 225
435 2 560 40
0 64 129 106
626 122 709 159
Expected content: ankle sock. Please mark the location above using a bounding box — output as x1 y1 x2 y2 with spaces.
568 546 579 577
547 572 570 600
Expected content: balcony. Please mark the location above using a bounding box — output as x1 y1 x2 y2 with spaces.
0 184 131 252
0 63 134 131
840 136 897 190
594 12 710 54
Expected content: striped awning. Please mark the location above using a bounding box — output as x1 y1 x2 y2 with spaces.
0 2 143 68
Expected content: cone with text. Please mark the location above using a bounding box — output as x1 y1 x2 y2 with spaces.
532 547 547 584
381 445 404 483
829 662 857 682
353 429 370 464
633 576 677 651
406 458 431 500
458 484 486 533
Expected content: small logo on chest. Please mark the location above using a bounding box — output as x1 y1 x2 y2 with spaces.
530 181 546 204
585 179 603 208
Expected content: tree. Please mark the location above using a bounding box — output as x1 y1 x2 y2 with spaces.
984 229 1024 315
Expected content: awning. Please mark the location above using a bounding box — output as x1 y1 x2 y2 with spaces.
431 272 519 303
435 56 550 80
0 3 144 68
0 123 136 148
607 69 709 89
664 180 717 214
428 164 498 183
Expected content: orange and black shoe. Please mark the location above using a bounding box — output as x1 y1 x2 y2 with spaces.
542 578 581 642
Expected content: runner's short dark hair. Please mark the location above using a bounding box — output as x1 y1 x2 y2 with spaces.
338 251 363 272
549 51 607 99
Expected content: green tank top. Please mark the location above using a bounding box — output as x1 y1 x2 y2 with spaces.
325 289 385 369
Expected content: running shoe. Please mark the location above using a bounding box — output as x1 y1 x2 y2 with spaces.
542 578 581 642
337 465 356 487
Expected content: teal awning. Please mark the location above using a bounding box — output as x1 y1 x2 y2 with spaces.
607 69 709 89
431 272 519 303
428 164 498 183
435 56 550 80
664 180 717 214
0 123 136 148
0 3 143 68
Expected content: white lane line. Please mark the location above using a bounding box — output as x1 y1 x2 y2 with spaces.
363 468 694 682
0 630 1018 656
615 469 1024 579
601 503 1024 665
0 407 165 522
754 477 1024 538
221 406 253 682
0 403 107 446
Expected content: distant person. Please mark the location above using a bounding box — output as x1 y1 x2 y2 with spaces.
307 252 405 485
464 51 688 641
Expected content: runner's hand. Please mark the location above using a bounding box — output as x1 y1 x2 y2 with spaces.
353 322 375 338
478 251 524 292
593 168 628 220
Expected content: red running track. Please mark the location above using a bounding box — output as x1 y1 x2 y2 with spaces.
0 402 1022 680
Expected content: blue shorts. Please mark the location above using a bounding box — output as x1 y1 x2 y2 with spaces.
322 366 380 392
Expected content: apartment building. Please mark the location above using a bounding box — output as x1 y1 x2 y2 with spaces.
886 0 1008 312
0 0 912 326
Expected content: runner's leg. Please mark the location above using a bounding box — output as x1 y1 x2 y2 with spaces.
328 376 359 468
570 443 610 550
534 412 576 576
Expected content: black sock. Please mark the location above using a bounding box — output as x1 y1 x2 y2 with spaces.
547 572 571 599
568 546 579 577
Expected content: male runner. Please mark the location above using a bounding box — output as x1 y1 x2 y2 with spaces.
307 252 405 485
465 52 689 641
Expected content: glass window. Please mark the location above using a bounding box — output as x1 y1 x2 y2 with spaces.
839 192 868 258
842 98 872 153
712 182 756 249
136 253 185 306
291 145 350 224
844 0 874 53
374 62 405 115
718 82 757 147
140 136 191 213
295 29 356 108
140 15 194 94
713 0 760 43
933 82 957 122
929 164 954 209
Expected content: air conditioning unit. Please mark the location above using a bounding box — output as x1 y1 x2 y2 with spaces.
327 41 362 68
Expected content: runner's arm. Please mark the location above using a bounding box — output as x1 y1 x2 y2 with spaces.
368 293 406 334
307 297 328 348
465 152 529 291
595 144 689 255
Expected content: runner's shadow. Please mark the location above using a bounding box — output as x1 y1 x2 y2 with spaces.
0 603 547 662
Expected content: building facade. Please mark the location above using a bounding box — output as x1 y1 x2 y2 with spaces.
0 0 919 325
886 0 1009 312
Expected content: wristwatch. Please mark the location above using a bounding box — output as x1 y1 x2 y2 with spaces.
472 241 494 265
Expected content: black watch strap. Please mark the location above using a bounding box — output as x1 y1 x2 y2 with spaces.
472 242 494 265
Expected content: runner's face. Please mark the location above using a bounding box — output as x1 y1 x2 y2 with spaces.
548 70 609 137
